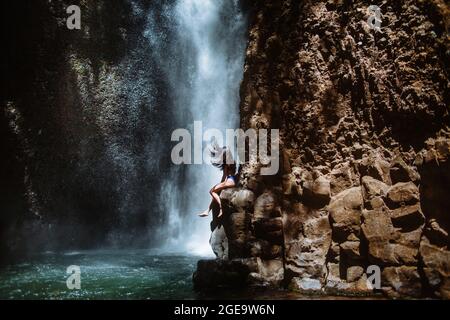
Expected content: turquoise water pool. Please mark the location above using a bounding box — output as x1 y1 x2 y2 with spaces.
0 249 206 300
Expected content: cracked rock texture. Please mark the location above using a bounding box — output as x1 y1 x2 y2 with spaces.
194 0 449 298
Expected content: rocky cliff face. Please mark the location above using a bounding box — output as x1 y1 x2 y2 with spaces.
194 0 449 299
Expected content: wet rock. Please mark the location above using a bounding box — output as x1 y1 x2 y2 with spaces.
230 189 255 211
249 239 282 260
290 277 322 294
246 258 284 287
347 266 365 282
328 187 363 241
329 162 358 195
284 210 331 280
210 226 228 259
325 263 373 295
225 211 250 259
303 175 331 208
382 266 422 298
253 217 283 244
357 154 392 185
6 0 450 300
193 258 258 290
254 192 276 219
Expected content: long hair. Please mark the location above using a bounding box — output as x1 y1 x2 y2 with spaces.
209 138 236 172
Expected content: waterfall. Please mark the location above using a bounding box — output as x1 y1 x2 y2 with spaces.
139 0 247 255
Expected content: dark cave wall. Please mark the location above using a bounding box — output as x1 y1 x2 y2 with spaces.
0 0 174 261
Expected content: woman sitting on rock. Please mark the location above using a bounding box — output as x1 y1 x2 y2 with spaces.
198 140 237 218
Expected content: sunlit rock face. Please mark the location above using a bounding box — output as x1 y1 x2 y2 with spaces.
195 0 450 299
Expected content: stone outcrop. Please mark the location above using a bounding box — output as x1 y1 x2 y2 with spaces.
194 0 450 299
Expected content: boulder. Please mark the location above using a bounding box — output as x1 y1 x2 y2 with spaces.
325 263 373 295
253 217 283 244
281 202 305 242
419 238 450 298
193 258 258 290
362 208 396 243
326 263 341 283
282 172 302 196
303 175 331 207
249 240 282 260
382 266 422 298
230 189 255 211
328 187 363 241
210 226 228 259
368 196 386 209
328 241 340 262
284 211 331 280
312 175 331 202
255 258 284 285
361 207 409 265
385 182 420 207
254 192 276 219
361 176 389 200
347 266 365 282
395 227 424 248
389 204 425 231
290 277 322 294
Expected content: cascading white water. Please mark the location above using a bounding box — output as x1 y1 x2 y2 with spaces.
144 0 247 255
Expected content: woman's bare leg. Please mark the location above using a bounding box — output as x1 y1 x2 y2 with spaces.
198 183 221 217
198 199 213 217
199 179 235 218
210 191 223 217
210 179 236 218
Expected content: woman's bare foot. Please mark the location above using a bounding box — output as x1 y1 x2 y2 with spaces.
198 210 209 217
217 208 223 218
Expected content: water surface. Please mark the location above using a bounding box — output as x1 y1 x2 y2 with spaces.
0 249 205 300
